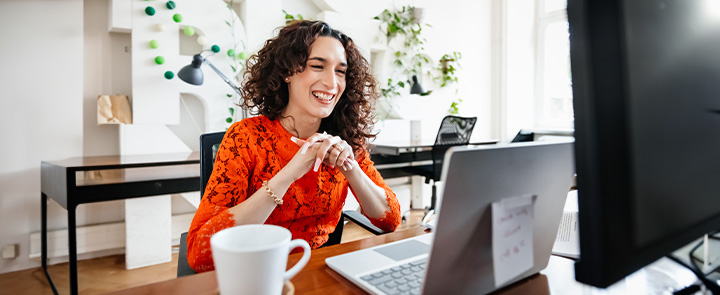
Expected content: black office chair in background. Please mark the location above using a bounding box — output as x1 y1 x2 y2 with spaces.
403 115 477 224
177 131 384 277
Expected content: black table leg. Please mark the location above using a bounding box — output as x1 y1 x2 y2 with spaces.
41 193 59 295
68 206 78 295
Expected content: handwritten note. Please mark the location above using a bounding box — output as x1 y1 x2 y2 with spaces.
491 194 536 287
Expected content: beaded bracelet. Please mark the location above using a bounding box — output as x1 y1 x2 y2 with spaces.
263 180 283 205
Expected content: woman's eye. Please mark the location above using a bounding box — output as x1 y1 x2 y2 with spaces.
311 65 323 69
336 69 346 75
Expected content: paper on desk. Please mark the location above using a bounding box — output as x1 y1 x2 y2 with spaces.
552 190 580 259
492 194 536 288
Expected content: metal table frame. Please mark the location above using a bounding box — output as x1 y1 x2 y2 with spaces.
40 153 200 295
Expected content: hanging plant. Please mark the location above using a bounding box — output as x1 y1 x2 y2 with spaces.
282 9 308 25
375 6 432 97
436 52 462 88
375 7 465 117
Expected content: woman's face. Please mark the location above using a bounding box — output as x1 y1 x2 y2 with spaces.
285 36 347 121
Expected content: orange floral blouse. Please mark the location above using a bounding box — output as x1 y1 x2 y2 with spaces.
187 116 401 272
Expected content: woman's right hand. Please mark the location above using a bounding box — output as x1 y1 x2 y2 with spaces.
283 137 324 181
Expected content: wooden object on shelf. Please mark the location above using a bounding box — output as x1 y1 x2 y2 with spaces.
97 94 132 124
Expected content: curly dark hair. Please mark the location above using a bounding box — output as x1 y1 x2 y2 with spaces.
239 20 378 152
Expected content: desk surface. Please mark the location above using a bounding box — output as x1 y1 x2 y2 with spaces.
106 226 556 295
41 152 201 209
42 152 199 170
105 224 700 295
370 139 497 156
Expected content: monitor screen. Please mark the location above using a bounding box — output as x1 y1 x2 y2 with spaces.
568 0 720 288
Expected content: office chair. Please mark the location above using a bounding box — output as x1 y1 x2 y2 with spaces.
403 115 477 224
177 131 384 277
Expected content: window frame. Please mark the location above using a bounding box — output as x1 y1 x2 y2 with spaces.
533 1 573 129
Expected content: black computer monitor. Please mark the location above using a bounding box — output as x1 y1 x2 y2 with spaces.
568 0 720 288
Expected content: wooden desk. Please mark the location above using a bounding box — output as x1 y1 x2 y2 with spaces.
106 226 556 295
41 153 200 295
105 224 700 295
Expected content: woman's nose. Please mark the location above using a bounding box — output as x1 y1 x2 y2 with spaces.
321 69 337 87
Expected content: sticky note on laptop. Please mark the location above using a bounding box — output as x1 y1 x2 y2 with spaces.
491 194 536 287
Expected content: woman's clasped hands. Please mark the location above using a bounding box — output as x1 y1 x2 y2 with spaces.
289 132 356 178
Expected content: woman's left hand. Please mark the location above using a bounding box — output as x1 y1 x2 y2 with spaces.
291 132 356 172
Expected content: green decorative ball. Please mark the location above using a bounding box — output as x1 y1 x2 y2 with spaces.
237 51 247 60
149 40 159 49
166 1 176 10
211 45 220 53
154 56 165 65
145 6 156 16
173 13 183 23
183 26 195 36
226 117 233 123
227 49 236 57
164 71 174 79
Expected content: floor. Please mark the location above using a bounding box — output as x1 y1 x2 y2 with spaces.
0 211 427 295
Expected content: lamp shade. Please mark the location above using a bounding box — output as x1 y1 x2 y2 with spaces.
409 75 425 95
178 54 204 85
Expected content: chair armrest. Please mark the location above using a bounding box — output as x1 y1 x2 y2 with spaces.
177 232 198 277
342 210 387 235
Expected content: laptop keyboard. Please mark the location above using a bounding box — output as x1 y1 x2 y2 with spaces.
359 258 428 295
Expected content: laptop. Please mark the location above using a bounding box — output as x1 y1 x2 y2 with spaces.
326 141 575 294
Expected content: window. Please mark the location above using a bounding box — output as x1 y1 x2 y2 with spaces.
535 0 572 129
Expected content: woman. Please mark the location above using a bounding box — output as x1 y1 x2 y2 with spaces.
187 20 401 272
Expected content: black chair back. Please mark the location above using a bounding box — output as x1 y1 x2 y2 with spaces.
430 116 477 181
199 131 226 197
433 115 477 146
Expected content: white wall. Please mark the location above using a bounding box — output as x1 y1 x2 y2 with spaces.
0 0 84 274
0 0 499 274
420 0 493 140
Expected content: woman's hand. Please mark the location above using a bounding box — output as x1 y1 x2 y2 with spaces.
282 139 324 181
292 132 355 173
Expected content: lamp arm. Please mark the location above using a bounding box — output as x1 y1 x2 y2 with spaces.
200 56 242 96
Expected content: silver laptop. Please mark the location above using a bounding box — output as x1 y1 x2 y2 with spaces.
326 141 575 294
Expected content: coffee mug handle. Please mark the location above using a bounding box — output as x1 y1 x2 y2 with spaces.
284 239 311 282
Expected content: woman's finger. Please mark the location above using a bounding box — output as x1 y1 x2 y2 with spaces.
301 132 331 154
314 136 343 171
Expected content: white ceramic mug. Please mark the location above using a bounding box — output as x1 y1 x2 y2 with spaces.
210 224 311 295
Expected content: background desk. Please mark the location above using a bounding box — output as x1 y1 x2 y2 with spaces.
41 153 200 295
370 139 497 179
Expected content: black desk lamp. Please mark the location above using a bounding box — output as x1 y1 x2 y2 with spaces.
178 53 241 96
409 75 425 95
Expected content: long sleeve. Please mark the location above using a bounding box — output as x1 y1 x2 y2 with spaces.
186 122 253 272
185 116 399 273
350 149 402 232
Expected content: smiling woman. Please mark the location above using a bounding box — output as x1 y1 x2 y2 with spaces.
186 21 401 273
284 37 348 127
